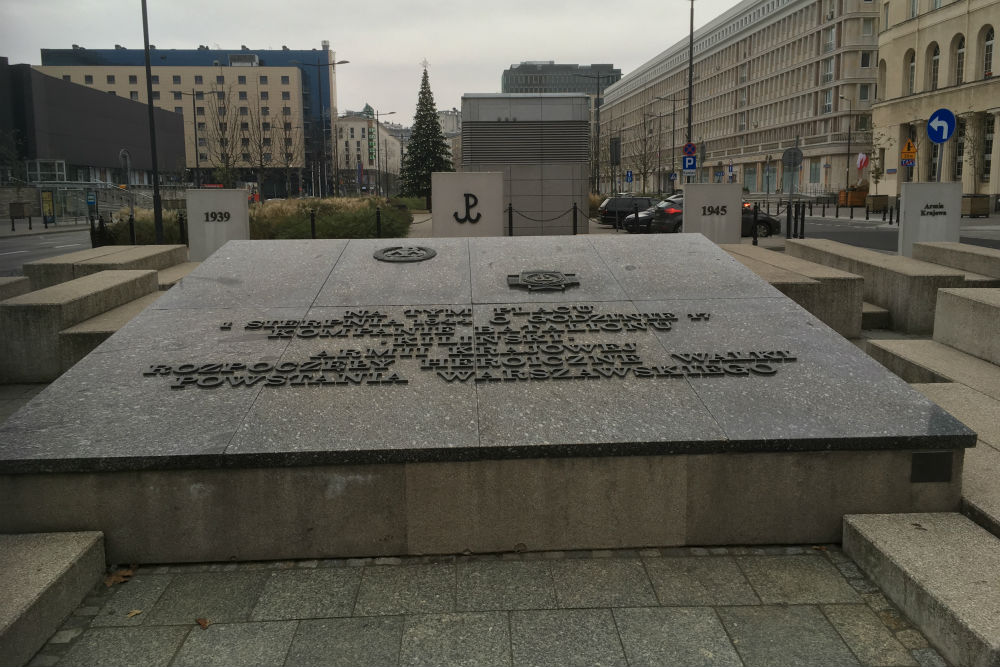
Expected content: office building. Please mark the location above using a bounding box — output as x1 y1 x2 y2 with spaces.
36 42 343 196
501 62 621 94
600 0 880 195
873 0 998 201
337 105 402 196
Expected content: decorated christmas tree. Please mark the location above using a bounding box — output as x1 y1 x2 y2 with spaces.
400 67 453 208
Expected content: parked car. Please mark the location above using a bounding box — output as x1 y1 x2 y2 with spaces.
624 201 781 237
598 196 653 225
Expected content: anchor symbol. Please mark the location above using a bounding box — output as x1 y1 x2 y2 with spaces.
453 193 482 223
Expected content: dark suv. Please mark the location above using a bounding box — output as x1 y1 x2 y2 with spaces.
598 196 653 225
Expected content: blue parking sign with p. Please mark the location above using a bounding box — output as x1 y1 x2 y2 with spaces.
682 156 697 171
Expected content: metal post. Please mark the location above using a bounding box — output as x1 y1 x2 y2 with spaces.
572 202 578 235
178 212 187 246
785 204 792 240
508 203 513 236
129 214 136 245
895 198 901 223
28 216 32 231
836 200 840 218
9 216 13 232
752 204 759 246
889 202 894 224
192 88 200 187
633 202 639 233
799 203 805 239
865 205 870 221
141 0 163 243
310 208 316 239
375 206 381 238
850 200 854 220
822 200 826 217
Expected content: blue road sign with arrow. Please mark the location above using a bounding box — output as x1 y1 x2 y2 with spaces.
626 170 633 183
927 108 956 144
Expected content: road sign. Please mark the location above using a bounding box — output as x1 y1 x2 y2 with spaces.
625 170 633 183
682 155 697 172
86 192 96 205
927 108 956 144
901 158 915 167
781 147 803 169
857 153 869 170
901 138 917 162
669 173 677 181
682 142 697 157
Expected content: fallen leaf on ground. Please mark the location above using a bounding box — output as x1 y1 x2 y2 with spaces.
103 566 136 587
126 610 142 618
196 618 211 629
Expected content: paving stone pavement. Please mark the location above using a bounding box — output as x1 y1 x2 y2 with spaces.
30 546 949 667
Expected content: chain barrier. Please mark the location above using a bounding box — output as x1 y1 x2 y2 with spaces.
509 207 577 223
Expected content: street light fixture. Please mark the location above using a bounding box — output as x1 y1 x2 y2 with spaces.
839 95 853 194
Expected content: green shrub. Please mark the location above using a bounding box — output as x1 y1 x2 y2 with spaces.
388 196 428 212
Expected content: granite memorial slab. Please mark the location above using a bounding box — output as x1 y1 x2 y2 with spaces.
0 234 977 560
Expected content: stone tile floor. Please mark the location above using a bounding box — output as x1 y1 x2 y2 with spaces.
30 545 949 667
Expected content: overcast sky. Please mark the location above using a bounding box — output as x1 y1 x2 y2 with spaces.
1 0 741 126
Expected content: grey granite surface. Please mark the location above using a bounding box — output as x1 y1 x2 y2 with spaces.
0 236 976 473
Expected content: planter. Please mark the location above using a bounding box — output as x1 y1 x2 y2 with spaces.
866 194 889 212
838 189 868 207
961 194 990 218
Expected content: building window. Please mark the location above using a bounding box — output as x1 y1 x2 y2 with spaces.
931 0 941 8
216 91 225 100
173 91 182 100
195 91 204 100
198 137 207 146
361 127 366 138
822 89 832 113
219 124 227 133
281 75 290 84
263 153 272 162
174 106 183 114
906 52 916 93
261 107 269 116
985 27 994 78
197 122 206 130
287 152 294 161
239 91 247 100
195 75 203 84
238 75 246 85
260 91 269 100
823 27 835 52
62 75 71 82
349 127 355 138
84 74 93 84
107 91 116 96
930 44 940 90
260 75 268 84
281 91 290 100
956 36 966 84
810 160 821 183
241 137 250 147
285 138 293 146
862 18 874 35
198 152 208 161
857 115 871 130
822 58 834 83
196 107 205 116
284 122 292 130
862 51 873 68
262 122 270 131
127 74 137 84
263 138 271 146
240 122 249 130
216 75 225 84
130 91 139 101
242 152 251 161
282 107 291 116
954 118 965 179
859 83 871 100
240 106 248 116
908 0 917 18
152 91 160 100
106 75 115 84
883 3 890 29
173 75 181 84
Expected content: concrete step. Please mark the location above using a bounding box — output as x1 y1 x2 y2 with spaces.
0 532 105 667
723 244 862 337
913 241 1000 279
24 245 188 290
0 270 159 383
912 383 1000 538
844 513 1000 667
0 277 30 302
157 261 200 290
866 338 1000 400
934 288 1000 366
861 302 891 330
58 292 163 373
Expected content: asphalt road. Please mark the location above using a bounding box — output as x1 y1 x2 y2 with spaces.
801 218 1000 251
0 230 91 276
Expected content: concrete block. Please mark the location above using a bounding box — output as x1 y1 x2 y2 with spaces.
0 532 105 667
72 245 189 280
157 261 200 290
0 270 158 383
22 246 125 290
861 302 891 330
843 513 1000 667
58 292 163 373
913 241 1000 278
786 238 966 334
933 288 1000 365
0 277 30 302
866 339 1000 401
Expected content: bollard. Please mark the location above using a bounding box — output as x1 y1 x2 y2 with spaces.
9 216 13 232
310 208 316 239
766 200 770 215
888 203 894 224
835 202 840 218
798 202 806 239
895 199 901 224
882 205 887 223
633 203 639 233
508 204 513 236
785 203 792 240
27 215 32 231
850 202 854 220
822 200 826 217
376 206 382 238
865 206 870 221
809 202 813 216
89 215 96 248
129 214 136 245
752 204 759 246
572 202 578 235
178 212 188 246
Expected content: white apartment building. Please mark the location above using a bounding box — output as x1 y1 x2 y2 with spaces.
600 0 880 195
336 107 402 196
873 0 999 199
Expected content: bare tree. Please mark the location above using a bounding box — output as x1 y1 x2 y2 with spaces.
627 118 656 193
240 92 273 198
204 83 242 188
961 111 988 194
274 120 304 197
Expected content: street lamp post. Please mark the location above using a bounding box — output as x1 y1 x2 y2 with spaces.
655 94 685 194
291 59 349 197
839 95 853 193
574 72 613 194
140 0 163 242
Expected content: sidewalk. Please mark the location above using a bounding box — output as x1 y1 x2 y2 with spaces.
0 216 92 239
28 545 944 667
